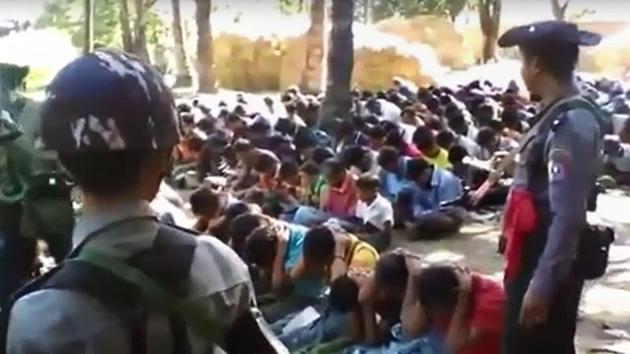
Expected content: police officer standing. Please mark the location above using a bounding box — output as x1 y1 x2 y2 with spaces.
497 22 604 354
4 51 285 354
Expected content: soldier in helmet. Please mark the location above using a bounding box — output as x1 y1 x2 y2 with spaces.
0 63 74 307
497 21 604 353
3 51 284 354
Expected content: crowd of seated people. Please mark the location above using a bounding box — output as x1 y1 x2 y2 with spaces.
162 77 629 353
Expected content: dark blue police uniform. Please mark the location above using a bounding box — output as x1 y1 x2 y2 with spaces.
498 21 604 354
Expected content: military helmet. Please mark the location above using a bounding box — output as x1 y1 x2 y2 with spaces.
41 50 179 153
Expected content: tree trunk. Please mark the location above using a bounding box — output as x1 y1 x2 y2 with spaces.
171 0 192 87
195 0 216 93
83 0 93 54
133 0 150 62
119 0 133 52
478 0 501 63
551 0 570 20
320 0 354 126
299 0 325 94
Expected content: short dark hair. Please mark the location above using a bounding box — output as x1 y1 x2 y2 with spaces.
233 139 253 153
474 103 495 124
425 117 445 131
476 127 498 148
255 153 279 173
230 213 263 256
366 125 386 139
303 226 336 264
299 160 320 176
377 146 401 168
401 107 416 118
406 158 431 180
384 129 405 148
189 188 220 216
501 107 521 130
414 265 459 313
311 147 335 165
447 111 467 132
244 226 277 268
412 126 436 151
180 112 195 125
448 145 468 165
227 113 243 124
436 130 455 150
374 253 409 293
59 150 154 196
330 275 360 313
211 202 251 242
322 158 346 177
356 174 380 191
341 145 371 171
279 161 299 180
521 41 579 83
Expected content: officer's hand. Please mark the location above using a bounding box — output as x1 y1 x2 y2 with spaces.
519 287 549 329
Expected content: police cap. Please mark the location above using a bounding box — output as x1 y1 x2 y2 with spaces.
498 20 601 48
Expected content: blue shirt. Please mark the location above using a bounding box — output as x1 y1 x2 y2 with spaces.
284 223 308 271
283 223 325 299
381 157 413 200
407 168 462 217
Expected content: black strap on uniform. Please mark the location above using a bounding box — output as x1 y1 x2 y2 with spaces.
0 222 198 354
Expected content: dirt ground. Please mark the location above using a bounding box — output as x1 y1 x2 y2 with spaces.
393 191 630 354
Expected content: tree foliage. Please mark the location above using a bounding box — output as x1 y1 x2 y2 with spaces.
35 0 164 54
370 0 470 22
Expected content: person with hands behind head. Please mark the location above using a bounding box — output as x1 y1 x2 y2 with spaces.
244 220 330 323
357 251 416 346
406 265 505 354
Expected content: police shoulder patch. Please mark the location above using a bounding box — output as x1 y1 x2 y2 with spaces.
548 148 572 183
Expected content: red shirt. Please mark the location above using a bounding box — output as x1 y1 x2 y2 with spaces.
402 142 423 158
437 274 505 354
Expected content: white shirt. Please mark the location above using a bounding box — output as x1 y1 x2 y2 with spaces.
400 123 417 144
377 99 402 124
355 194 394 231
455 134 482 158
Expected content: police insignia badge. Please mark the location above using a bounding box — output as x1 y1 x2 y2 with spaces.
548 148 571 183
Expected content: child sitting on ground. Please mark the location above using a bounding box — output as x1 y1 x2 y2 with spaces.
353 174 394 252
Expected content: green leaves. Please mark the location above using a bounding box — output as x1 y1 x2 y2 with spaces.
369 0 471 22
35 0 164 51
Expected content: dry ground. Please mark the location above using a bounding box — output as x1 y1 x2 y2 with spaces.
393 191 630 354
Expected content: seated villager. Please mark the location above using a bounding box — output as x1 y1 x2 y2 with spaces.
274 226 379 351
399 159 466 240
339 174 395 252
604 118 630 187
230 139 279 197
189 187 223 234
413 126 452 170
292 158 358 226
243 220 330 323
402 265 505 354
356 252 419 346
